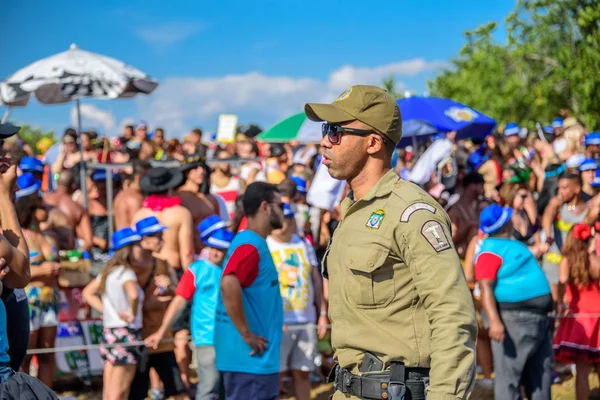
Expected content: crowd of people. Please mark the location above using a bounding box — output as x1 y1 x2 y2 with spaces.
0 99 599 399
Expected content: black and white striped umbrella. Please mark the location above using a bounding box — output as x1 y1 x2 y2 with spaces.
0 44 158 212
0 43 158 105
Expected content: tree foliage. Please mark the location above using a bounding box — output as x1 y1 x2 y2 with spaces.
17 124 56 154
382 74 403 99
428 0 600 130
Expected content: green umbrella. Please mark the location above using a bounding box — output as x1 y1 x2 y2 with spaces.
257 112 322 143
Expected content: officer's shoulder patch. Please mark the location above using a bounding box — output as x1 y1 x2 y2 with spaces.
400 202 436 223
366 209 386 229
421 220 451 252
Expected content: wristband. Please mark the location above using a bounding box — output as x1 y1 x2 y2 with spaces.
320 311 328 317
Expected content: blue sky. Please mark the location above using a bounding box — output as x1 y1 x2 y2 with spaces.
0 0 515 138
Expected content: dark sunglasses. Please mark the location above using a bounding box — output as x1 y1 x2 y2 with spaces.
270 202 285 211
322 123 388 145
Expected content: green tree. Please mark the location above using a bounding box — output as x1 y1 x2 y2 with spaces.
16 124 56 155
382 74 403 99
429 0 600 130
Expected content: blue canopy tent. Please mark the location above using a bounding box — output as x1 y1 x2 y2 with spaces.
396 96 497 148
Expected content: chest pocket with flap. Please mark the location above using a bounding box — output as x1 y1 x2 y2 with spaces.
345 244 395 308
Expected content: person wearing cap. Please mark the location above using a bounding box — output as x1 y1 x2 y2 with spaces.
129 215 189 400
304 85 476 400
287 176 313 239
579 158 598 202
134 120 149 142
146 217 234 400
82 227 144 400
474 204 553 400
584 168 600 227
584 131 600 160
134 167 194 272
504 122 521 147
19 157 45 182
542 173 588 298
214 182 285 400
266 203 324 400
0 146 35 374
177 154 222 254
552 117 564 136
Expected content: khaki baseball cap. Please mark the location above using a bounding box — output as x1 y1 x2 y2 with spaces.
305 85 402 144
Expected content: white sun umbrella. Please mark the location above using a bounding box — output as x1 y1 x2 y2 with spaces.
0 43 158 208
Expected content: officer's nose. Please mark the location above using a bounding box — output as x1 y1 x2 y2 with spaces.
320 134 331 150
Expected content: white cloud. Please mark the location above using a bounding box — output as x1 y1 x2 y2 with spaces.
328 59 448 91
71 104 115 135
119 117 136 129
136 58 447 136
135 22 203 48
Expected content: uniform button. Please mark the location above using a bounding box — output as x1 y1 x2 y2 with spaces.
381 383 388 390
382 393 389 399
368 261 374 267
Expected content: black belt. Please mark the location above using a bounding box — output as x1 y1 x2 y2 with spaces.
329 362 430 400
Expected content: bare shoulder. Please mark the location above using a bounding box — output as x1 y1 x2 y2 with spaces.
132 207 153 222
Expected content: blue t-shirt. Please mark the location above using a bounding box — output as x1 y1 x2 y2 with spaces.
214 230 284 374
476 237 551 303
188 259 221 347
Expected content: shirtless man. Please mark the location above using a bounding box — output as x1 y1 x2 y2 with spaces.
133 167 195 390
177 154 220 254
132 167 194 271
114 160 151 230
447 172 485 259
43 171 93 251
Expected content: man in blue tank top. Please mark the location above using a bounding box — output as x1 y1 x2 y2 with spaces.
475 204 553 400
215 182 285 400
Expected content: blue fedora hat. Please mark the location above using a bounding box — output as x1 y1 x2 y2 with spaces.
504 122 520 137
135 216 167 236
202 228 234 251
290 176 307 194
16 173 42 199
585 132 600 147
552 118 563 128
479 204 513 235
592 169 600 188
198 215 228 240
579 158 598 172
112 227 141 251
283 203 295 218
19 157 44 174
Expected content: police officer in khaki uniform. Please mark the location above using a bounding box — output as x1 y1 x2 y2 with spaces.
304 85 477 400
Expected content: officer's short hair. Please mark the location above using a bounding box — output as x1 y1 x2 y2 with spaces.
243 182 280 217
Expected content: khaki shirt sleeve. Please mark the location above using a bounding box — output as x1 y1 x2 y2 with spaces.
393 204 477 400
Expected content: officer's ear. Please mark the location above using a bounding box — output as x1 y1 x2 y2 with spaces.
365 134 386 156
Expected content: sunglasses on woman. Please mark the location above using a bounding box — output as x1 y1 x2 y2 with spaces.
322 123 389 145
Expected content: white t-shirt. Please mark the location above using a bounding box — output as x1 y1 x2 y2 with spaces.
240 162 267 183
266 234 318 324
97 266 144 329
